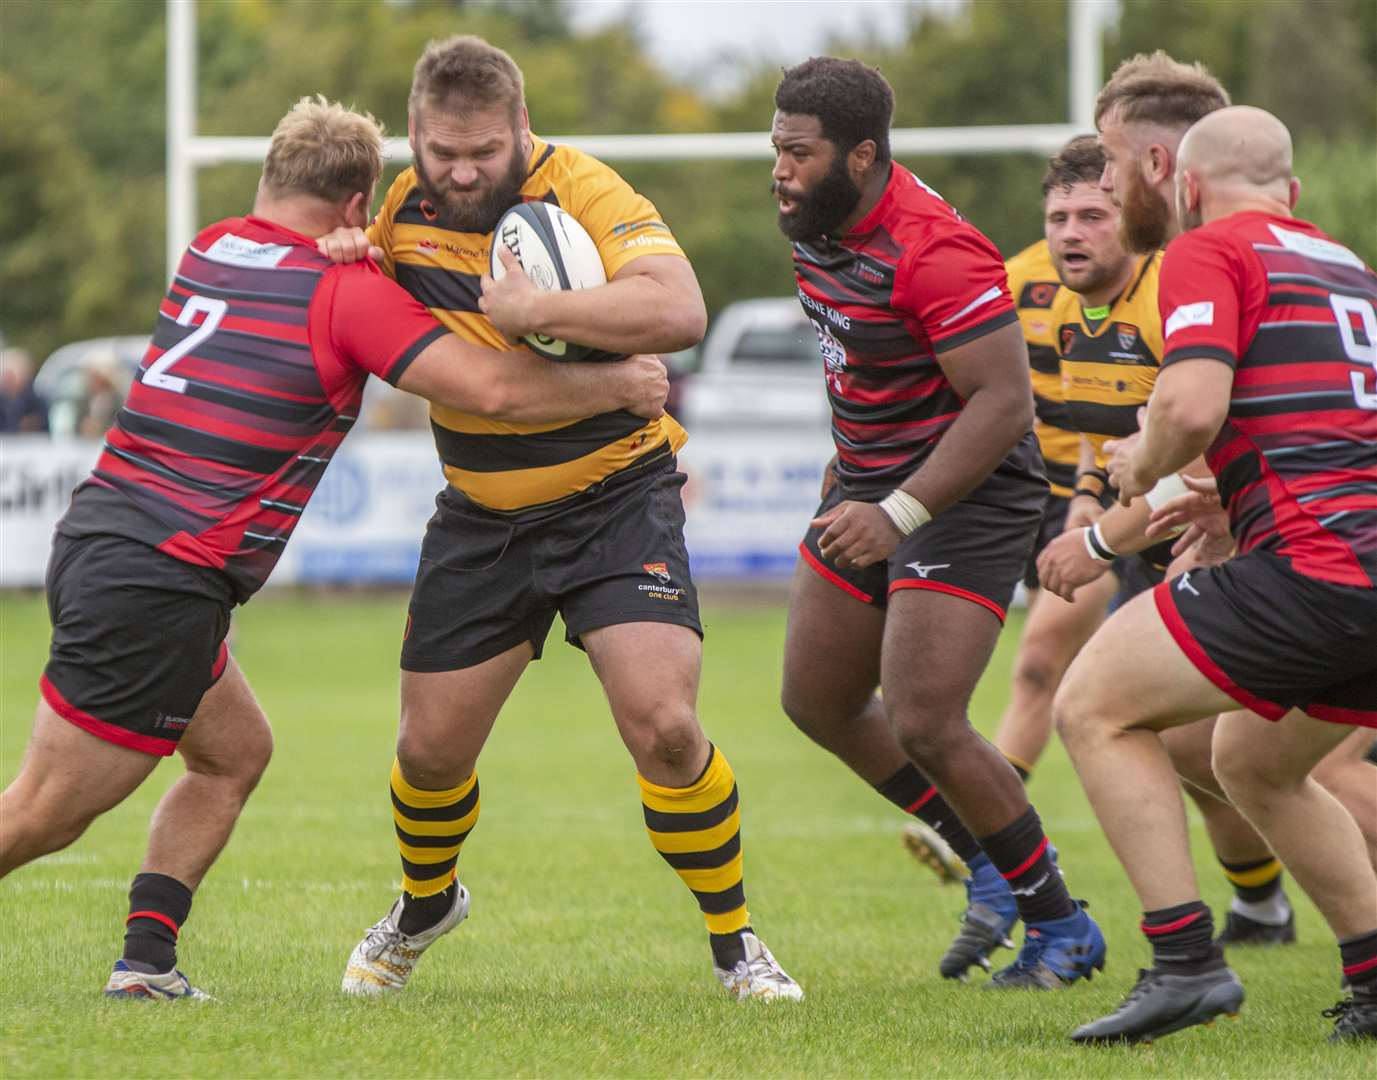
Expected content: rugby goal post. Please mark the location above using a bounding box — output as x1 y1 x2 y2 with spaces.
166 0 1110 279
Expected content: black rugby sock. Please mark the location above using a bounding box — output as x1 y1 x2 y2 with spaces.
1219 854 1284 905
122 872 193 974
1339 929 1377 990
1142 900 1222 972
977 807 1077 924
875 763 983 864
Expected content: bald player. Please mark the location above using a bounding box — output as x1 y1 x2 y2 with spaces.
1058 106 1377 1045
1043 51 1377 947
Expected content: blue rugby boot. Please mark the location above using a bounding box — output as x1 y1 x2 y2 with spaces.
986 903 1106 989
938 854 1018 980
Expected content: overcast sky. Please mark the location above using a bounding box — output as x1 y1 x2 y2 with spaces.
569 1 931 90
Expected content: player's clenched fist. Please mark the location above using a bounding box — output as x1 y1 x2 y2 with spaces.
316 226 382 265
812 501 902 569
616 354 669 420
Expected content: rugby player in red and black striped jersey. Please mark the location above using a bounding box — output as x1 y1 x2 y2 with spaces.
0 97 667 1001
769 57 1105 988
1062 107 1377 1045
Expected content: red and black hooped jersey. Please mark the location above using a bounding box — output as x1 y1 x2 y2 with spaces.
790 164 1027 494
1159 211 1377 588
57 216 448 602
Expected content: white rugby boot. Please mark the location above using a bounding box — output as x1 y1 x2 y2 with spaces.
713 931 804 1001
341 881 470 996
103 959 211 1001
902 821 971 885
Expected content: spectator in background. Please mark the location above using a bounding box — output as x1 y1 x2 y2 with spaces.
0 348 49 433
75 351 127 439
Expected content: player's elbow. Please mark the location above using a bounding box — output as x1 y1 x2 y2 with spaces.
1156 392 1226 450
658 296 708 352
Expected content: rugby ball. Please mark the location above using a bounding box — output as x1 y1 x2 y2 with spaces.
490 201 609 361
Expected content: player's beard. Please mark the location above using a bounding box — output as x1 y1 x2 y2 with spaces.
774 152 862 242
1054 250 1128 299
1118 166 1172 253
415 141 529 234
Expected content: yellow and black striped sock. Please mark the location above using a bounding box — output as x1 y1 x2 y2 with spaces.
391 760 478 933
640 745 751 969
1220 854 1283 903
1002 751 1033 784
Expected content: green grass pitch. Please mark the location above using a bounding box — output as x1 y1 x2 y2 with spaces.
0 590 1368 1077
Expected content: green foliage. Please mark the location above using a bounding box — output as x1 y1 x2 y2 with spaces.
1 0 1375 359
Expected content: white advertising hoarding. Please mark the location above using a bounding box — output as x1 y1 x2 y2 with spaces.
0 428 834 588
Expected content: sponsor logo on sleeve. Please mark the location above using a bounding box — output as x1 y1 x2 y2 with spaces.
1164 301 1215 340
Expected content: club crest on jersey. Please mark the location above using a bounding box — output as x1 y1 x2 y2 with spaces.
1116 323 1139 352
1061 326 1077 354
643 562 671 584
811 321 848 374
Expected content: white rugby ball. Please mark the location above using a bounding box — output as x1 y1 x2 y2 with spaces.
490 201 608 361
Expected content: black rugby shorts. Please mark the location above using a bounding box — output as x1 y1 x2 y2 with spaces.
800 472 1045 623
42 534 234 756
1023 492 1071 590
401 457 702 672
1155 549 1377 728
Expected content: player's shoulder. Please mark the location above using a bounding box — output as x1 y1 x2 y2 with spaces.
192 215 328 270
531 138 631 198
375 168 424 222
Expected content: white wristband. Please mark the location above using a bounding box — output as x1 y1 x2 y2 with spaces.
1144 472 1190 511
878 489 932 536
1083 520 1119 562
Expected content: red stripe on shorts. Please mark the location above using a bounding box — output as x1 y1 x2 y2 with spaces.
211 641 229 682
888 579 1006 623
39 674 178 757
798 542 876 604
1304 703 1377 731
1151 582 1287 721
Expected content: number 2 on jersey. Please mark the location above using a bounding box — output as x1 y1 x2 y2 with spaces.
1331 294 1377 410
143 294 228 394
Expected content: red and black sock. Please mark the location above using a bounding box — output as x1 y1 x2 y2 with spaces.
977 806 1076 924
875 763 982 864
1339 928 1377 993
1142 900 1221 972
122 872 193 974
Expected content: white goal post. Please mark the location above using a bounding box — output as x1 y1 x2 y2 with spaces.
166 0 1110 279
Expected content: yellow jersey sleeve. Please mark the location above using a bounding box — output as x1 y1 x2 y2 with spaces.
366 172 408 280
547 146 686 279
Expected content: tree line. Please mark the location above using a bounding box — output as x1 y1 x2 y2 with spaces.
2 0 1373 360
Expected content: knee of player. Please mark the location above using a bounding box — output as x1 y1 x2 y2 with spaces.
1051 681 1092 747
632 707 703 767
889 705 966 766
1011 644 1063 698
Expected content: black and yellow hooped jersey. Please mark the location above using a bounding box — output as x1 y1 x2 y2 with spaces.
1006 239 1078 497
1053 252 1163 467
369 136 688 513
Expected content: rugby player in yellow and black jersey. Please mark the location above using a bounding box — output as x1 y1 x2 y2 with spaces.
972 156 1128 796
330 35 802 1003
1034 136 1182 604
